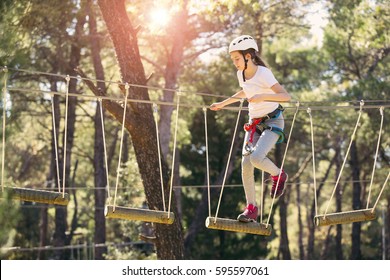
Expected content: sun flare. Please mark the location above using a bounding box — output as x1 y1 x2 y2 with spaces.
148 8 170 30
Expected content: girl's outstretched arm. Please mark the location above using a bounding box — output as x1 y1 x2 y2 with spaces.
210 90 246 111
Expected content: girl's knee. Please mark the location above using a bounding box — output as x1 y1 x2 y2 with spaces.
250 153 265 165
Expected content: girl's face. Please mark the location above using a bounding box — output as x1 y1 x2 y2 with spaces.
230 51 251 70
230 51 244 70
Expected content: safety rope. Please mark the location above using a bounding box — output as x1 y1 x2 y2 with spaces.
371 170 390 211
61 75 70 198
1 67 8 192
367 106 384 208
98 98 111 203
266 101 300 226
203 107 211 218
213 99 244 223
153 103 166 212
112 83 129 211
51 95 61 193
167 93 181 218
307 107 318 216
323 100 364 217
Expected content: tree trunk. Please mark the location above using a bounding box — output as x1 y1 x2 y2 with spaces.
157 2 189 222
275 144 291 259
350 140 362 259
296 177 305 259
320 226 333 259
158 0 188 157
386 196 390 259
53 5 86 259
335 146 343 259
87 0 107 260
97 0 184 259
307 150 337 259
39 78 61 260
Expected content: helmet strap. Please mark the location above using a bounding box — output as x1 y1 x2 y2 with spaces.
242 53 248 82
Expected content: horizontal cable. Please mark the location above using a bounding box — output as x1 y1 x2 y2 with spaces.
3 178 386 191
4 67 390 107
4 66 230 100
7 87 390 111
2 241 148 253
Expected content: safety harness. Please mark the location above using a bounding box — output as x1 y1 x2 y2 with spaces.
243 105 286 156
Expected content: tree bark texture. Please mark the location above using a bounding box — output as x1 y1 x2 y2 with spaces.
97 0 184 259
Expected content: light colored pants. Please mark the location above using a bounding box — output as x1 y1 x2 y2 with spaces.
241 113 285 206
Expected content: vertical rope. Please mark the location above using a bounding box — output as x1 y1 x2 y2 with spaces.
61 75 70 198
324 100 364 217
99 98 111 203
260 170 264 224
214 99 244 223
367 106 384 208
51 95 61 193
1 67 8 192
153 103 166 212
203 107 211 218
113 83 129 211
266 101 300 226
307 108 318 216
167 94 181 218
371 170 390 211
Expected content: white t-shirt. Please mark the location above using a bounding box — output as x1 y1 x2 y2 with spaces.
237 66 279 119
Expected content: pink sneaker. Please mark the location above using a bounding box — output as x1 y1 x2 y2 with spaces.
237 204 258 223
270 170 288 198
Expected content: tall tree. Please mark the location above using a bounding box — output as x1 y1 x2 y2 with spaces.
94 0 184 259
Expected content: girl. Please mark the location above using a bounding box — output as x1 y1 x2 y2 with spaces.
210 35 291 223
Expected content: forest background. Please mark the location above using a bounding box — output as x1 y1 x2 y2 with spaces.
0 0 389 260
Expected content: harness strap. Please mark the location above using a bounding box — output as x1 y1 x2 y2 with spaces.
244 118 263 143
243 105 286 145
256 124 286 144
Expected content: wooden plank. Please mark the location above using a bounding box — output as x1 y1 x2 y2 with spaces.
0 187 69 206
314 208 376 226
105 205 175 224
205 216 272 236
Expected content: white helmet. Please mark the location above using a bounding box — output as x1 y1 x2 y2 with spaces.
229 35 258 53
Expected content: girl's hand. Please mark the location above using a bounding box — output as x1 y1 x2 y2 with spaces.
209 102 224 111
247 94 265 103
